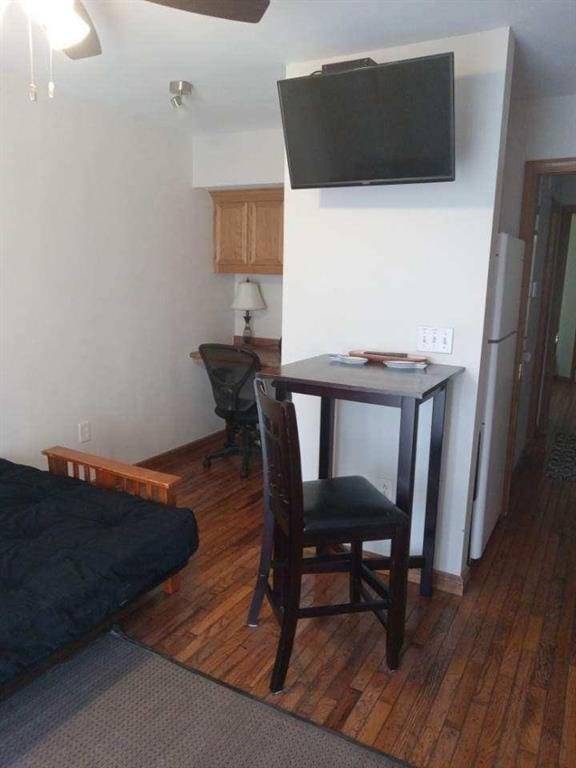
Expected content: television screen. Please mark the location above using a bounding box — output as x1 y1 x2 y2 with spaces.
278 53 455 189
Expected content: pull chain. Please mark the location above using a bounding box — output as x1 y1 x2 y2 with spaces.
48 43 54 99
27 7 37 102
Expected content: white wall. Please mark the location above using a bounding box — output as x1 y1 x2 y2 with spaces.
499 94 576 235
282 29 513 577
192 128 284 189
0 74 233 468
520 95 576 162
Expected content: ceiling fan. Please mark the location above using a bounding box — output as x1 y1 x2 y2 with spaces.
64 0 271 60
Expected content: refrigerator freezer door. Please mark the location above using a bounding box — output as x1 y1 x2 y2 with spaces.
489 234 525 341
470 333 517 559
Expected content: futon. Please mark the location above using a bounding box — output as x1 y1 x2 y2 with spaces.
0 455 198 686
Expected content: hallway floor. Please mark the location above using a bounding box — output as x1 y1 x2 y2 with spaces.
124 382 576 767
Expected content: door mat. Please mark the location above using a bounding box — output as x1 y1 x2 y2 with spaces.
545 432 576 481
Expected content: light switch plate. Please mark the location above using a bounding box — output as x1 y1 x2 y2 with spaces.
417 326 454 354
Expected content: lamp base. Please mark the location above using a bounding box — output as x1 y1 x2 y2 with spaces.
242 311 253 344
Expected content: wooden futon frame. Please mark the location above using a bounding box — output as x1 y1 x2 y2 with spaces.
42 445 183 595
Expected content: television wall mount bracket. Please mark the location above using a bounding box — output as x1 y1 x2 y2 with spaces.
320 58 377 75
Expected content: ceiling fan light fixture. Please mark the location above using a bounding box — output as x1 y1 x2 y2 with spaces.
45 11 89 50
26 0 90 50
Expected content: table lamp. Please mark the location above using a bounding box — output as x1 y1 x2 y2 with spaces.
232 279 266 344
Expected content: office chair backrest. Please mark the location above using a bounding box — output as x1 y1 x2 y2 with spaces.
255 379 304 541
199 344 261 413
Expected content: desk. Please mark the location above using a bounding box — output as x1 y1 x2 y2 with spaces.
190 336 280 374
259 355 464 597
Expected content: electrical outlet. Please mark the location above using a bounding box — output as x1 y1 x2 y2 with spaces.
417 326 454 354
78 421 91 443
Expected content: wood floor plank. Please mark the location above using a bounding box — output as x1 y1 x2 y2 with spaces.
559 665 576 768
450 701 488 767
427 723 461 768
322 685 362 729
518 685 547 755
515 750 538 768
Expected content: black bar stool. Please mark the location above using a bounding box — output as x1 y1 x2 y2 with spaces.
248 379 410 693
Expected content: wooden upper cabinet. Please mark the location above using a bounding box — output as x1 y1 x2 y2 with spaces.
213 200 248 271
210 188 283 274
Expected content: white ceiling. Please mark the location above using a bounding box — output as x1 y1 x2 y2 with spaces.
1 0 575 133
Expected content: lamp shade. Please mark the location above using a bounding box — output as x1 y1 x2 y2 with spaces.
231 280 266 311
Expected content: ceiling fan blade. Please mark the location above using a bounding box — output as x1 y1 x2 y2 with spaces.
62 1 102 60
145 0 270 23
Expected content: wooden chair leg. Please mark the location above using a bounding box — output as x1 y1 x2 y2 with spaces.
163 573 181 596
247 506 274 627
350 541 362 602
385 525 409 669
270 557 302 693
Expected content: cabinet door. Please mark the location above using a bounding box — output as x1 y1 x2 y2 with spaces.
248 199 283 274
213 200 248 272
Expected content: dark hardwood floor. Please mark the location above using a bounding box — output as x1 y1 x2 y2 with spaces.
124 382 576 767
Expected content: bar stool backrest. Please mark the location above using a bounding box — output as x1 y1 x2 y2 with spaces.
254 379 304 542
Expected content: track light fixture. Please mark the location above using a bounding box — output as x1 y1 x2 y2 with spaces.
169 80 192 109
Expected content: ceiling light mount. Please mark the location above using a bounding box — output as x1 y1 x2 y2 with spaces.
169 79 192 109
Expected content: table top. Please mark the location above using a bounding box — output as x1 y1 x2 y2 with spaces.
259 354 464 401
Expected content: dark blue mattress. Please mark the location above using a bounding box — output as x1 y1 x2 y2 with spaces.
0 458 198 685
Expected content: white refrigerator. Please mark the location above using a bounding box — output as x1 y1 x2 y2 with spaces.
470 233 525 560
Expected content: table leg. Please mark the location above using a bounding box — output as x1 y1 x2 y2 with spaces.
396 398 419 512
421 386 447 597
319 397 335 479
274 382 289 402
396 396 419 582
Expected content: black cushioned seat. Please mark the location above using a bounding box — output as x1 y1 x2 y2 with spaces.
0 458 198 686
303 476 407 536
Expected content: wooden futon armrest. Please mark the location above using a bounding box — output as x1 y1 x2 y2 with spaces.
42 446 181 506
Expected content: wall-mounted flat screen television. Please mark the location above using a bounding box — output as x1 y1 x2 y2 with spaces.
278 52 455 189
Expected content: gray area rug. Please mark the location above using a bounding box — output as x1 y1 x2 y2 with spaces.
0 632 409 767
545 432 576 481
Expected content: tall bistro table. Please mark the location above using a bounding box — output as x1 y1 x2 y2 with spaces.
248 355 464 625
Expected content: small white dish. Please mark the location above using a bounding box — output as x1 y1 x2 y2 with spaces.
384 361 428 370
329 354 368 366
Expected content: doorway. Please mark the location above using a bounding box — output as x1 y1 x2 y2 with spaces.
503 160 576 501
527 202 575 438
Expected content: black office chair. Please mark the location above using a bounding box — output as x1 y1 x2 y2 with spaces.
248 379 410 693
199 344 261 478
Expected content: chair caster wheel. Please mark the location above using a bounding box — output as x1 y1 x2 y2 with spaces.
202 459 211 469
